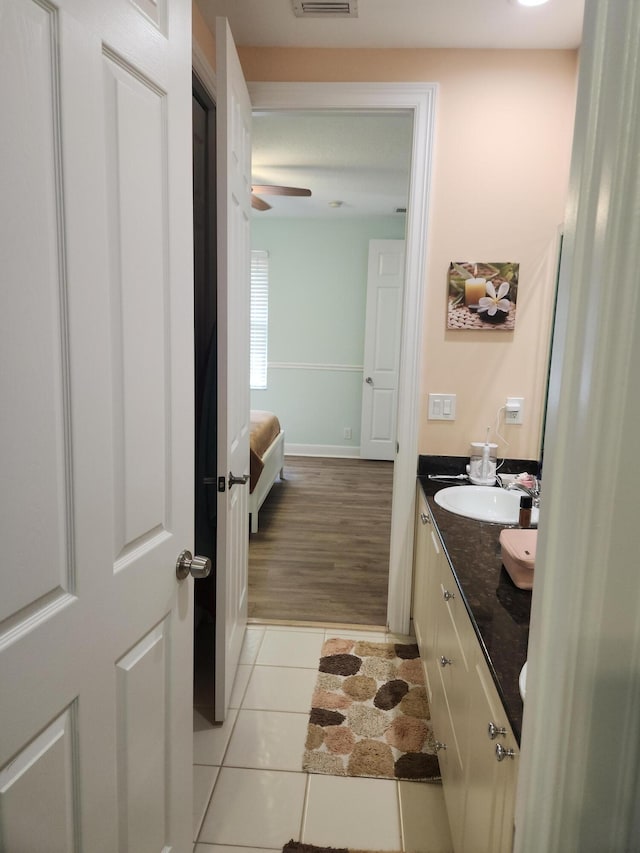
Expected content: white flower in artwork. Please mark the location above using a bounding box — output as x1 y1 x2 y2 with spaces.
478 281 511 316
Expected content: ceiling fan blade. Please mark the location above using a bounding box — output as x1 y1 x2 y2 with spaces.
251 193 272 211
251 184 312 198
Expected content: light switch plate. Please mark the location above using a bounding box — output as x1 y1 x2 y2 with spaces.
428 393 457 420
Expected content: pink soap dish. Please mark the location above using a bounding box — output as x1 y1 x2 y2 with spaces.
499 528 537 590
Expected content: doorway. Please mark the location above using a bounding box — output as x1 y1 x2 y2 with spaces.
247 83 437 634
247 111 411 625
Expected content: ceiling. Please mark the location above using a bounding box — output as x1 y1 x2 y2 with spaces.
197 0 585 218
197 0 585 51
251 110 413 218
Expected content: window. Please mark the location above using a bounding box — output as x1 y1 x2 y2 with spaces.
250 250 269 389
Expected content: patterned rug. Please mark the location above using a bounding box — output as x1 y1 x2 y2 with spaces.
302 638 441 782
283 843 400 853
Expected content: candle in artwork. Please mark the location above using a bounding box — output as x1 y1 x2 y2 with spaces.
464 277 487 307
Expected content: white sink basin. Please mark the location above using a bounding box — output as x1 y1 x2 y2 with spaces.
434 485 539 525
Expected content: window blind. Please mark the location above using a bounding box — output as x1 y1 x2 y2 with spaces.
250 250 269 389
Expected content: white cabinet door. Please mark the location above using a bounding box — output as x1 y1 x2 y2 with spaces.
0 0 194 849
360 239 405 460
214 17 251 721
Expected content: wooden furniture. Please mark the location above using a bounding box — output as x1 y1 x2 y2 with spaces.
413 487 519 853
248 423 285 533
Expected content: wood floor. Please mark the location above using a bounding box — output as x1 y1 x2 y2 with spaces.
248 455 393 625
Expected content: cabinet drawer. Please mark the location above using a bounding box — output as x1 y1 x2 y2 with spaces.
464 649 519 853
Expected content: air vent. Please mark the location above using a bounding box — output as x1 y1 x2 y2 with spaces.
292 1 358 18
395 207 407 214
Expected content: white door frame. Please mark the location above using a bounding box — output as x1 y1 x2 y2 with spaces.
248 82 437 634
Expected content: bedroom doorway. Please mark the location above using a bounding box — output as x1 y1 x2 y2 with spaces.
246 90 435 630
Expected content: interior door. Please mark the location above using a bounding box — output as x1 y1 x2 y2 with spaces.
0 1 194 850
214 17 251 722
360 239 405 460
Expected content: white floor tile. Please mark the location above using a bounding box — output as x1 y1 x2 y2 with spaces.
324 629 389 643
193 765 218 840
399 781 453 853
257 629 325 668
229 664 252 708
242 665 317 713
194 846 278 852
199 767 306 848
193 707 238 766
240 626 266 665
224 710 309 772
303 774 402 850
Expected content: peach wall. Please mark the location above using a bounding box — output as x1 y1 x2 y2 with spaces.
192 1 216 69
193 22 578 461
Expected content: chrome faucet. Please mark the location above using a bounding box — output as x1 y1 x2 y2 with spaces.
505 478 541 508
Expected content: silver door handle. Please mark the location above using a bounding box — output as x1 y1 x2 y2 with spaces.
228 472 250 489
365 376 374 385
176 550 212 580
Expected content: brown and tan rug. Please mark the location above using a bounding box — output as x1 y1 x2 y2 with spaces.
302 638 441 782
284 843 400 853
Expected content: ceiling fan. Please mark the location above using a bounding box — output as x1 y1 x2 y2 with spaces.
251 184 312 211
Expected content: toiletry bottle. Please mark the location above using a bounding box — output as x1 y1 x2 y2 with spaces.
519 495 533 528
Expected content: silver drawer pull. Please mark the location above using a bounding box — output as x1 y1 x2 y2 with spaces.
440 655 453 667
435 741 447 752
443 589 455 601
488 721 507 740
420 512 431 525
495 744 515 762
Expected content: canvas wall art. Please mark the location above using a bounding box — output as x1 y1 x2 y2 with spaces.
447 262 519 330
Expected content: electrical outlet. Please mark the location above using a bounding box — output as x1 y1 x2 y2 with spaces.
343 427 352 440
505 397 524 425
428 393 456 420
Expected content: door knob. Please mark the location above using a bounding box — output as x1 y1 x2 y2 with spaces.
176 550 212 580
488 721 507 740
495 743 515 762
365 376 374 385
228 472 250 489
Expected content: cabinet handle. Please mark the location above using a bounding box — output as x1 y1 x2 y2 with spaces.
443 589 455 601
495 743 515 762
435 741 447 752
420 511 431 525
488 721 507 740
440 655 453 667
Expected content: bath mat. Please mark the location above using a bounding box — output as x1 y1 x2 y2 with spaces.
302 638 441 782
284 843 401 853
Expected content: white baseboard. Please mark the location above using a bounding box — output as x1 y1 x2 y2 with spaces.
285 443 361 458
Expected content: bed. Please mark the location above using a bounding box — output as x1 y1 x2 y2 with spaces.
248 410 285 533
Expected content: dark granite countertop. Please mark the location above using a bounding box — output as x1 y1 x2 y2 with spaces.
418 473 531 743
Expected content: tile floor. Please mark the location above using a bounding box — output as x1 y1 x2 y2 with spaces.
193 624 453 853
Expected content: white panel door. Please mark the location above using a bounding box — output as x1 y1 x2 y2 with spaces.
215 18 251 722
0 1 194 850
360 239 405 460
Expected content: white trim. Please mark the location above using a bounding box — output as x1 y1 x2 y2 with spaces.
285 444 361 458
192 40 217 100
514 1 640 849
269 361 363 373
249 82 437 635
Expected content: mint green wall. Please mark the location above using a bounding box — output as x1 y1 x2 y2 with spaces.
250 216 405 452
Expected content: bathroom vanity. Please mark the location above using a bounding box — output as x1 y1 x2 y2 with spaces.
413 478 531 853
